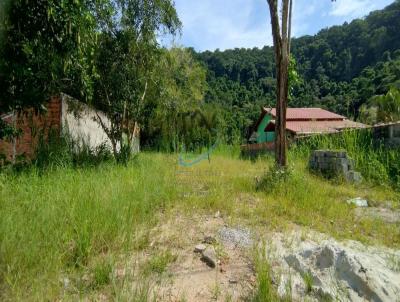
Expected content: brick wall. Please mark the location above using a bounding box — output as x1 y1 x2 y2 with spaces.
0 96 62 162
240 142 275 157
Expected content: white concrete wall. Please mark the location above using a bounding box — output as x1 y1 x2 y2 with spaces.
61 95 139 153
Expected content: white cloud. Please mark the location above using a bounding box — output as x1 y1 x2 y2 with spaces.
329 0 378 17
173 0 272 51
169 0 393 51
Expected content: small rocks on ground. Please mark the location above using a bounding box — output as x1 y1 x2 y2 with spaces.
201 247 217 268
194 244 207 253
61 277 70 289
347 197 368 207
203 235 217 244
355 207 400 224
218 227 253 248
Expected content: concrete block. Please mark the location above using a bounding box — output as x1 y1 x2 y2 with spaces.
324 151 337 158
335 158 348 165
348 159 355 170
309 150 361 182
334 151 347 158
313 150 327 158
346 171 363 183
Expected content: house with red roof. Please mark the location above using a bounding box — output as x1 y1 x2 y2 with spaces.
248 107 367 144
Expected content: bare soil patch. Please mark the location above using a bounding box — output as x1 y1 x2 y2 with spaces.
151 213 256 301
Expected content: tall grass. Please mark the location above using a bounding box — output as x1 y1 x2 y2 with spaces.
33 129 114 170
0 137 399 300
250 250 282 302
0 153 177 300
291 129 400 189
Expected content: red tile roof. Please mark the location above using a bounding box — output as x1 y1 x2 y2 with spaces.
265 120 368 135
264 107 346 120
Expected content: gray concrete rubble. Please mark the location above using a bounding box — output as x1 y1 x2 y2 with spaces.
268 232 400 302
218 226 253 248
200 247 217 268
309 150 362 183
347 197 369 207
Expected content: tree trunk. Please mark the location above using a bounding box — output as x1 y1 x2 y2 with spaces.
275 50 289 167
266 0 292 168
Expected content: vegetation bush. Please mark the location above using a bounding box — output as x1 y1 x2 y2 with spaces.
193 1 400 142
256 164 294 192
291 129 400 190
0 153 177 300
33 129 113 171
0 148 399 300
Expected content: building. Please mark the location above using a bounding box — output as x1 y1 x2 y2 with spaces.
0 94 139 163
372 121 400 147
248 107 367 144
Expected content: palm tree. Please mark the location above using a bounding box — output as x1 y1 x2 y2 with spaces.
369 87 400 123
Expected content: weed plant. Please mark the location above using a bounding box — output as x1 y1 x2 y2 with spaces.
291 129 400 189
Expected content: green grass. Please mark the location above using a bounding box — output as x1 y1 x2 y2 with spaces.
0 144 399 300
0 153 178 300
250 246 287 302
291 129 400 189
92 257 113 289
301 271 314 294
143 251 177 275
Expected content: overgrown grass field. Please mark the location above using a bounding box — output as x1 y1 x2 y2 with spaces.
0 137 399 300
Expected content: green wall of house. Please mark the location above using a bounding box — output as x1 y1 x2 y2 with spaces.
256 114 275 143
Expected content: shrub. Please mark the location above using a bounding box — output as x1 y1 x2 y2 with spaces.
291 129 400 189
34 128 113 171
256 165 294 192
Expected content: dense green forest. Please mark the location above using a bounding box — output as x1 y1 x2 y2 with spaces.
2 1 400 154
192 0 400 143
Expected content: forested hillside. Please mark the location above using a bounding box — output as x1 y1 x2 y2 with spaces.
194 0 400 142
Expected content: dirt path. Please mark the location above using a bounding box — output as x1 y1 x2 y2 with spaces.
105 209 400 302
152 214 256 301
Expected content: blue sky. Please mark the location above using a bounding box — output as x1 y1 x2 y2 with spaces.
165 0 394 51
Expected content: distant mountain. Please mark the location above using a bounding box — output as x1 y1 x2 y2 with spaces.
192 1 400 140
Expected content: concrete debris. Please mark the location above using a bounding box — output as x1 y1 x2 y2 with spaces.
201 247 217 268
218 227 253 248
309 150 362 183
283 241 400 301
194 244 207 253
355 207 400 224
347 197 369 207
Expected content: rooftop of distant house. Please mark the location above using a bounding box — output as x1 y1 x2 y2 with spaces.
251 107 367 138
264 107 346 121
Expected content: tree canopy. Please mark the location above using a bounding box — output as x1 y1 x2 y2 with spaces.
0 0 100 113
1 0 400 150
92 0 181 160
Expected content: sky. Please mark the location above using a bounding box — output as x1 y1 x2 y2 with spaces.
164 0 394 52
